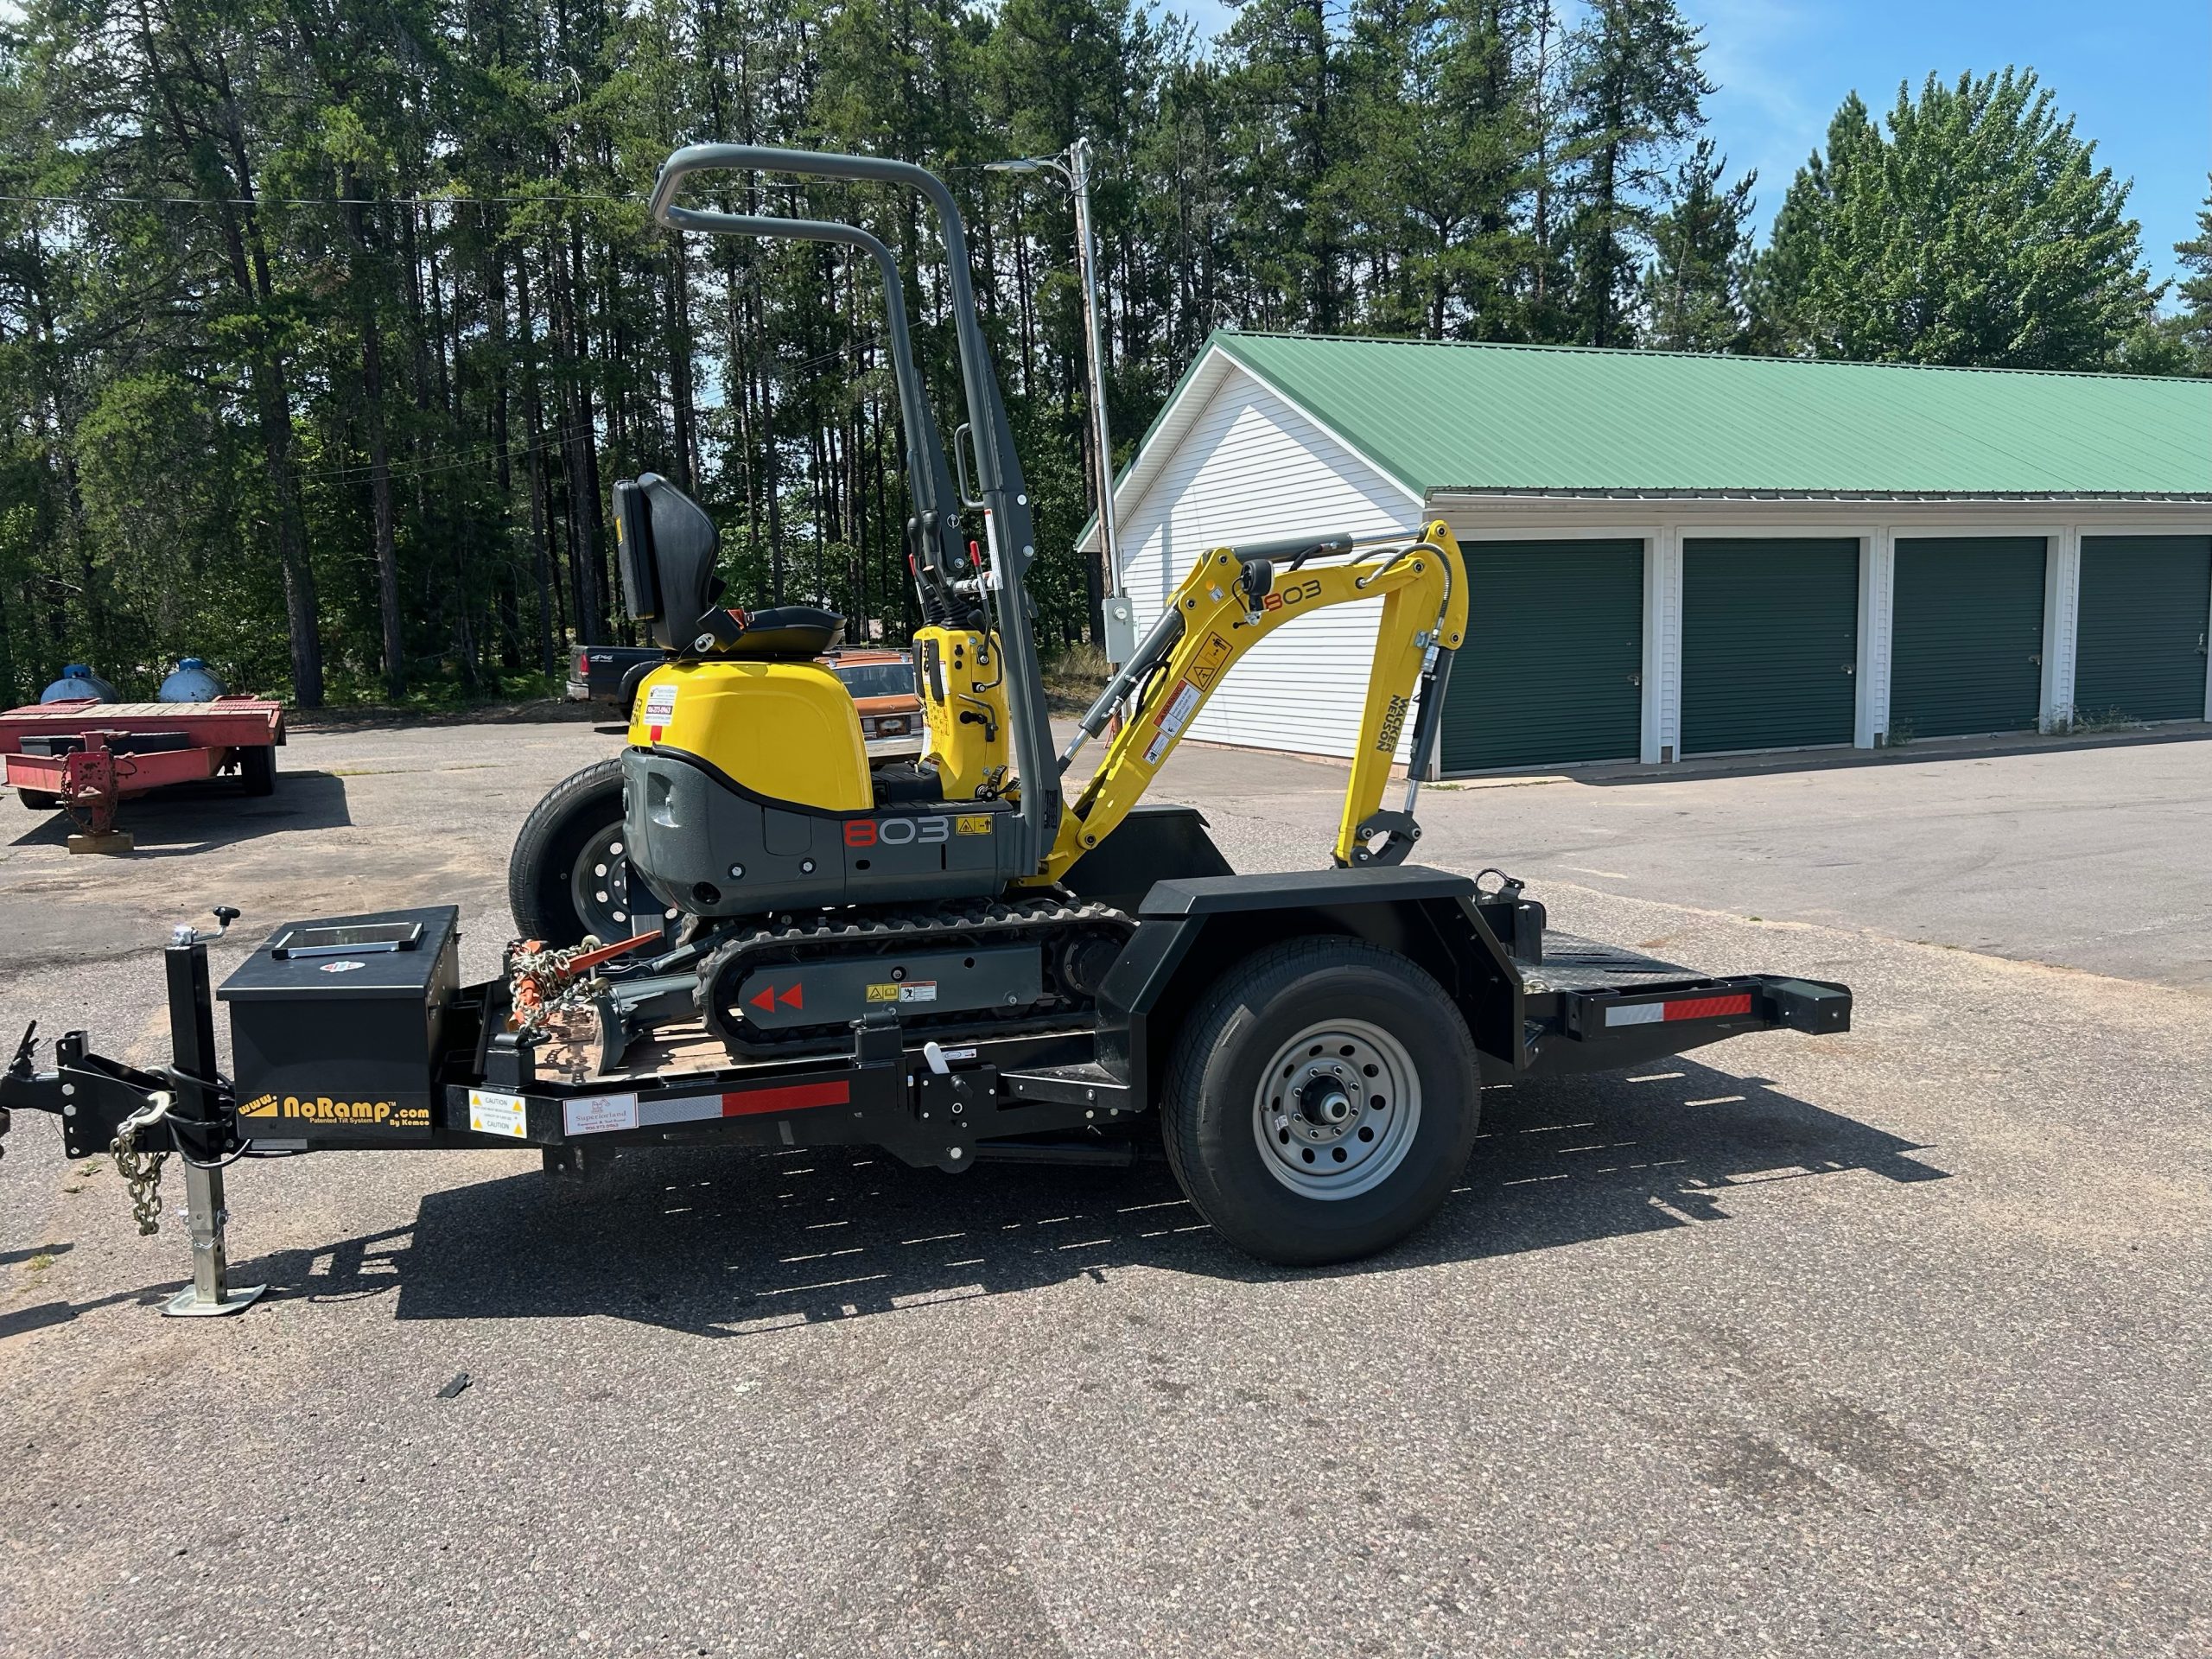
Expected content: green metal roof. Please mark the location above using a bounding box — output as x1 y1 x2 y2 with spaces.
1206 332 2212 499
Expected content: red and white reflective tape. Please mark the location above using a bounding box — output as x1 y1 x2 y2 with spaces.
1605 991 1754 1028
621 1078 852 1133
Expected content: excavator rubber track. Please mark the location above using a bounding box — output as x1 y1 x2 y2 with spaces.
696 895 1135 1059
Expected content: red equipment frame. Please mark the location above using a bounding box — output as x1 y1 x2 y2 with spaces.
0 697 284 836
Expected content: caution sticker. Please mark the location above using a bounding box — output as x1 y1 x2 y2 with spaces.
1188 632 1235 690
467 1089 529 1140
640 682 677 741
955 815 992 836
870 980 938 1004
563 1092 639 1136
1154 679 1201 735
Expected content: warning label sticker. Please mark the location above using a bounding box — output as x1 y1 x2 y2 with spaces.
640 682 677 740
1189 632 1235 690
955 815 992 836
1155 679 1200 734
563 1092 639 1136
866 981 938 1004
1143 728 1173 766
467 1089 528 1140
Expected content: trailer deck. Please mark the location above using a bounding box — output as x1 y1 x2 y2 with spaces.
0 696 283 849
0 863 1849 1309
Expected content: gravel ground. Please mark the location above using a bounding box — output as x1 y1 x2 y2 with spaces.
1 722 2207 1658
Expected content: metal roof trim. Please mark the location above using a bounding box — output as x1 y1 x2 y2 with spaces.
1429 487 2212 504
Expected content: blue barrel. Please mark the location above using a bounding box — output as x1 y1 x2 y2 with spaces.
39 664 119 703
157 657 228 702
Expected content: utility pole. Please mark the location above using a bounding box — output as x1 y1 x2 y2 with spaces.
987 142 1123 643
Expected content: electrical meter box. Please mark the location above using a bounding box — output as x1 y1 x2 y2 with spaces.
1102 594 1137 667
218 906 459 1139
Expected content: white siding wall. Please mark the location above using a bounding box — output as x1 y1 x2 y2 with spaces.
1116 369 1423 760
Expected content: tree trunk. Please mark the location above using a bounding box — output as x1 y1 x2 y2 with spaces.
344 176 405 698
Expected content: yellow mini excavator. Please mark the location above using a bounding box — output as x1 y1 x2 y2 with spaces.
546 145 1470 1070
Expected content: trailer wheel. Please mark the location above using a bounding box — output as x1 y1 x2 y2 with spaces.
1161 938 1480 1266
509 756 676 947
18 789 60 811
237 744 276 797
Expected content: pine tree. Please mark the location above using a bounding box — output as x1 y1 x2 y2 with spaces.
1753 69 2164 369
1642 137 1755 352
1560 0 1712 346
2173 178 2212 374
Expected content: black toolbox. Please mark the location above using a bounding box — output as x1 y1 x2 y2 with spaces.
218 906 459 1139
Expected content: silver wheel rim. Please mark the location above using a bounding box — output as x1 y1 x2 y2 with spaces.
1252 1017 1422 1199
568 823 677 942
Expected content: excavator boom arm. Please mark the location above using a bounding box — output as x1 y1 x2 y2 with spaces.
1033 520 1470 884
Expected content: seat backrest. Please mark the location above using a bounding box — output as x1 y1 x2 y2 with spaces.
613 474 723 651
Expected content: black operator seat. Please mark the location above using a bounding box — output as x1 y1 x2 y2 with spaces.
724 606 845 660
613 470 846 659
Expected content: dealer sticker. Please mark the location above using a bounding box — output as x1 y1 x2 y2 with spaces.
467 1089 529 1140
563 1092 639 1136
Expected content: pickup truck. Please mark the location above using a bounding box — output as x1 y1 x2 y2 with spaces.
565 645 665 717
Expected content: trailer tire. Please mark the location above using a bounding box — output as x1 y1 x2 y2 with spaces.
237 744 276 797
1161 937 1480 1267
509 756 673 948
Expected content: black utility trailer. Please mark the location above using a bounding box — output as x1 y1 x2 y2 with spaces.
0 847 1848 1311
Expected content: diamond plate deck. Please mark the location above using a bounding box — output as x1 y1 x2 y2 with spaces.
1519 931 1703 994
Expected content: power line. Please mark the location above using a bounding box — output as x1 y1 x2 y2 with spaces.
0 180 817 210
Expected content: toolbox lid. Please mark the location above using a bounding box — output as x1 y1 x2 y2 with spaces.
219 906 459 1002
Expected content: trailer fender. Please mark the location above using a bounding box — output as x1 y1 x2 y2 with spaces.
1094 867 1530 1103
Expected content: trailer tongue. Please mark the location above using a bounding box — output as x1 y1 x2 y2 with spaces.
0 863 1847 1307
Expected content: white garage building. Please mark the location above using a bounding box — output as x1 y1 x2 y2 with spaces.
1079 333 2212 772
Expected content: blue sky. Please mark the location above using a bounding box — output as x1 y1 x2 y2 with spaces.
1171 0 2211 289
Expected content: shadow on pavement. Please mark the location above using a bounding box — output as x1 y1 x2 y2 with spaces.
190 1057 1947 1341
7 771 352 854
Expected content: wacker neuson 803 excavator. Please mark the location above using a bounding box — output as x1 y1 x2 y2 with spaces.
0 146 1849 1303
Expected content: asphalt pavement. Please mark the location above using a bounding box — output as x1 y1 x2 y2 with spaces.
2 720 2207 1657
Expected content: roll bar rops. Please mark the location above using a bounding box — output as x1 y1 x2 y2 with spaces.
648 145 1062 870
652 206 963 620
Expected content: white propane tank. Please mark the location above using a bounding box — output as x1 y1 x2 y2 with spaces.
39 664 119 703
157 657 228 702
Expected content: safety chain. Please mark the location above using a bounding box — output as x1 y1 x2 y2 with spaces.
110 1090 175 1236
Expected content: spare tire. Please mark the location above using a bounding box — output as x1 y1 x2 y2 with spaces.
508 757 676 946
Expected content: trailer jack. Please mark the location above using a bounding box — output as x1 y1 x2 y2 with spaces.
1 913 266 1316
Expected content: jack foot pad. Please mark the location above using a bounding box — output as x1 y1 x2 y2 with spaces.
163 1282 266 1318
67 830 135 855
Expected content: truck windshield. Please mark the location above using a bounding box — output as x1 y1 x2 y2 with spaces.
833 661 916 700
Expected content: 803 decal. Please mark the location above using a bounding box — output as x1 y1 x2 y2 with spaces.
1260 577 1324 613
845 814 982 848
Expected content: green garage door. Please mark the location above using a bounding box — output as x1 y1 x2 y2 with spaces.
1891 537 2047 738
1440 540 1643 772
2075 536 2212 723
1681 538 1859 753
